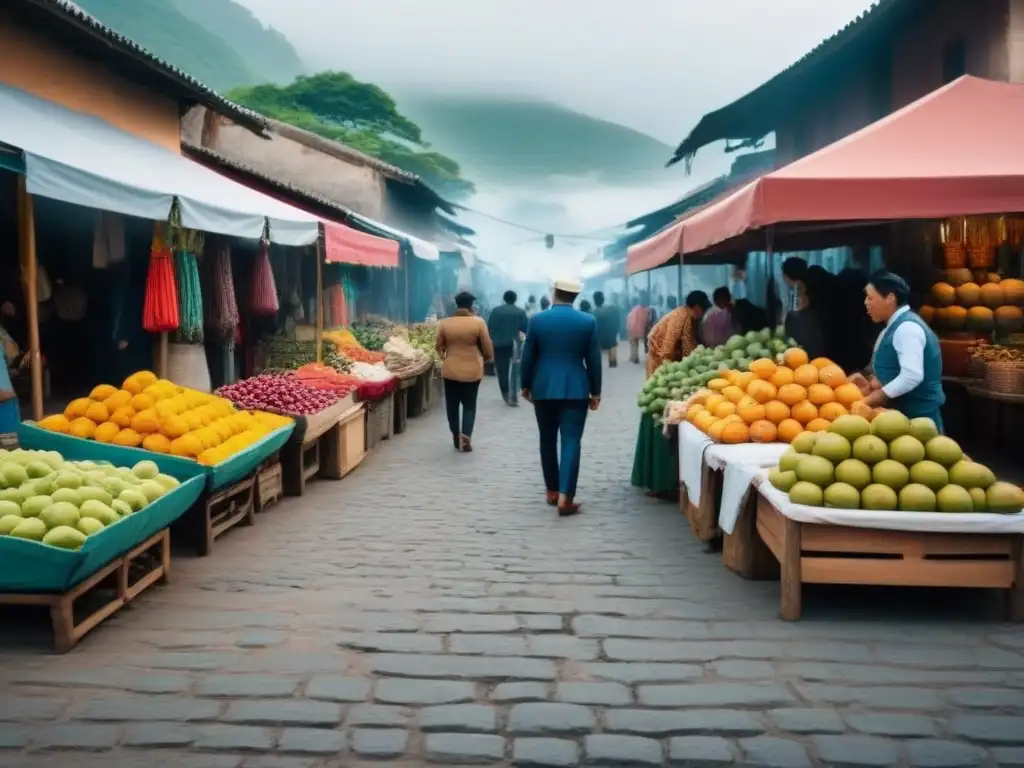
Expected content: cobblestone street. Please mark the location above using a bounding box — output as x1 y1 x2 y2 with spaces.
0 353 1022 767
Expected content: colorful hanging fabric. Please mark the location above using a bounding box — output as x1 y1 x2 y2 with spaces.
174 249 204 343
250 242 280 316
142 224 179 333
205 242 240 341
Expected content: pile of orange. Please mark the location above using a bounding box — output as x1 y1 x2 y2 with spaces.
684 349 865 444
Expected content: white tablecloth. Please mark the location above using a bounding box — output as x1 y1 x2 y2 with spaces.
756 469 1024 534
678 422 713 506
704 443 791 535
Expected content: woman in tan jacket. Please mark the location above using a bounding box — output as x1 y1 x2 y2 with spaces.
436 291 495 452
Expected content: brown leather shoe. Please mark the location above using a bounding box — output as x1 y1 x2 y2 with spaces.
460 435 473 452
558 502 582 517
545 491 559 506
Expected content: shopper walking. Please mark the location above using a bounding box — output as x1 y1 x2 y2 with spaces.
520 279 602 517
592 291 621 367
487 290 528 405
435 291 495 452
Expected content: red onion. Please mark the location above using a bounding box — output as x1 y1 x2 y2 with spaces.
216 373 340 415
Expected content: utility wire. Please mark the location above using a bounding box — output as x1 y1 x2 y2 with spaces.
451 201 634 242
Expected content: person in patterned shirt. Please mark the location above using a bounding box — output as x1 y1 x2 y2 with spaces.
645 291 710 378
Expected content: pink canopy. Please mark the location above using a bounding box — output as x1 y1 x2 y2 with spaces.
627 76 1024 272
682 76 1024 256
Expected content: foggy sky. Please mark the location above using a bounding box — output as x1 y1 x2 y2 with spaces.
237 0 877 145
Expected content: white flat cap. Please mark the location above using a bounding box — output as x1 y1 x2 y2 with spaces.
553 278 583 294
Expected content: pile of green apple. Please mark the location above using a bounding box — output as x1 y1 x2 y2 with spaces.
0 449 180 551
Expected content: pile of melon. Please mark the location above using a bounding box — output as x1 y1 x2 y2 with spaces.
923 272 1024 334
683 350 869 445
768 412 1024 514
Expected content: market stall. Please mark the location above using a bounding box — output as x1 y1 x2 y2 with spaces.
0 425 206 651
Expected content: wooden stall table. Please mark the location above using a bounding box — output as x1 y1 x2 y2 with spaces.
364 392 395 452
393 377 413 435
0 529 171 653
701 441 789 580
677 423 720 543
754 473 1024 621
320 402 367 479
280 396 354 497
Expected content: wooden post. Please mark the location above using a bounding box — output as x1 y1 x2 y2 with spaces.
315 230 324 364
780 517 803 621
404 247 411 324
677 247 684 302
16 176 43 421
157 333 169 379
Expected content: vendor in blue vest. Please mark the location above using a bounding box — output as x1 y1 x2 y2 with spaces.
855 270 945 430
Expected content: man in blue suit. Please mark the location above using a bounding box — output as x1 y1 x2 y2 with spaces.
520 279 602 517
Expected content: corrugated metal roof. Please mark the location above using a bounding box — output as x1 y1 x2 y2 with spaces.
24 0 267 132
669 0 915 168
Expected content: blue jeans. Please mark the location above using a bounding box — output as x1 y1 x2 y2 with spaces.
533 399 589 497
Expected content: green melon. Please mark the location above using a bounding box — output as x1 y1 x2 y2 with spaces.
985 482 1024 514
899 483 937 512
861 484 899 511
789 481 824 506
769 470 798 493
873 459 911 491
908 461 949 491
936 485 973 513
852 435 888 465
795 456 835 487
835 459 872 490
824 482 860 509
871 411 911 442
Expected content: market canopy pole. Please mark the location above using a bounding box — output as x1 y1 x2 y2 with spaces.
16 175 43 422
677 235 684 302
315 228 324 365
404 246 411 324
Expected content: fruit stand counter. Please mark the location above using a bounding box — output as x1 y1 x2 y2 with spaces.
1 426 206 651
754 473 1024 621
278 395 354 497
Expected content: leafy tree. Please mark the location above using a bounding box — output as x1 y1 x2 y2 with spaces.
229 72 473 198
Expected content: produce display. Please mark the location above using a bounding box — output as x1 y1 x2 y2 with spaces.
970 344 1024 364
407 323 439 360
351 323 388 351
0 451 180 550
681 349 868 444
350 361 397 383
638 327 794 417
323 329 386 364
216 374 339 416
767 412 1024 514
292 364 360 398
37 370 292 466
383 336 430 377
264 338 351 373
922 272 1024 335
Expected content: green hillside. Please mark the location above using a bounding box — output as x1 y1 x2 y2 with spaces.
397 94 678 184
72 0 301 92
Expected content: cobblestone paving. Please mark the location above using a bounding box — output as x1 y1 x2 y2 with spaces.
0 350 1022 767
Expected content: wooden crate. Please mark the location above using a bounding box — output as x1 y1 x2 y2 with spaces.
180 476 256 557
407 374 426 419
321 404 366 479
379 392 394 441
255 461 283 512
0 529 170 653
723 491 779 581
281 439 321 497
756 494 1024 621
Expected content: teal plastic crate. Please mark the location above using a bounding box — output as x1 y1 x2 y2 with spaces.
17 422 295 491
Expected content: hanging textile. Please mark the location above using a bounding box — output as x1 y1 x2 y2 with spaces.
92 211 125 269
175 250 204 343
328 283 347 327
250 241 280 316
205 241 239 342
142 224 179 333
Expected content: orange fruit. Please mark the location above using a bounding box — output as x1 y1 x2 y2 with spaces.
732 371 756 391
708 419 727 442
695 411 717 433
64 398 93 420
749 358 777 380
722 414 744 425
807 383 836 406
90 384 118 402
714 401 738 419
130 393 155 412
851 401 874 420
722 385 746 404
693 390 711 405
749 420 778 443
704 394 727 413
806 418 831 433
764 400 791 424
737 395 759 410
791 400 819 425
738 402 767 424
793 364 820 387
708 378 730 392
84 402 109 424
94 422 120 443
747 380 778 404
777 418 804 443
112 428 143 447
770 367 795 389
103 389 132 412
834 383 864 408
777 383 808 407
686 404 705 423
783 348 809 369
818 364 847 388
811 357 836 370
819 402 848 421
142 433 172 454
721 421 750 444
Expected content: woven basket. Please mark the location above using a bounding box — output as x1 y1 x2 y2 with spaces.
939 338 982 378
944 241 966 269
983 360 1024 395
967 355 987 379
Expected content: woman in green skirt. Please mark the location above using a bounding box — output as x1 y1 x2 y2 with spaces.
631 291 709 497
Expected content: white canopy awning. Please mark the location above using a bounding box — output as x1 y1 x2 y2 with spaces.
349 212 440 262
0 83 320 246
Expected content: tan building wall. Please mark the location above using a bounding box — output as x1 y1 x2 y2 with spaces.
182 107 388 221
0 7 182 152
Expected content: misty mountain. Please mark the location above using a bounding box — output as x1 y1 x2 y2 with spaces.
74 0 679 186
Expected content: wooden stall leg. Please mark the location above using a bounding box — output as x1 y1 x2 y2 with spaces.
159 530 172 585
50 598 75 654
780 517 803 621
1009 536 1024 623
